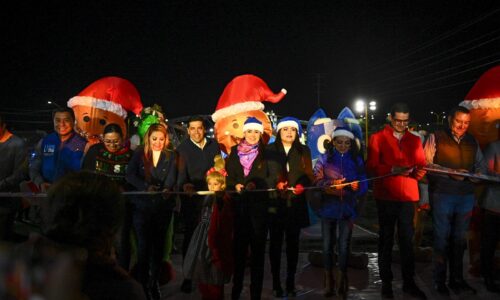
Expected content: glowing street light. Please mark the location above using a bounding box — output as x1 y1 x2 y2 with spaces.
354 99 376 151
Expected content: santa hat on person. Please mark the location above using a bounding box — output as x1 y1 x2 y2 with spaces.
67 76 143 118
459 66 500 110
211 74 287 122
332 127 355 140
277 116 302 136
242 117 264 133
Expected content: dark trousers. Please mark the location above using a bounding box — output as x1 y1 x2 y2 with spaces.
0 197 20 241
181 196 202 259
376 199 416 284
131 197 173 293
268 213 301 289
232 212 268 300
117 198 133 271
430 193 473 284
481 210 500 280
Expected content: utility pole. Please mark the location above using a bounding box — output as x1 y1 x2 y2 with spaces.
315 73 325 108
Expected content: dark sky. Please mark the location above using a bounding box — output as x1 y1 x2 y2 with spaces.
3 0 500 130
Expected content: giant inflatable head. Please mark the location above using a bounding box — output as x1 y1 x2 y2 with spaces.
67 76 143 144
459 66 500 149
211 74 286 154
306 108 335 162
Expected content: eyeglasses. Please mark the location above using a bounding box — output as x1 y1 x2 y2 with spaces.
392 118 410 124
334 140 351 145
103 139 121 145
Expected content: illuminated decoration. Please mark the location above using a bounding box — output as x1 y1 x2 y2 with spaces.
459 66 500 149
67 76 143 144
211 74 286 154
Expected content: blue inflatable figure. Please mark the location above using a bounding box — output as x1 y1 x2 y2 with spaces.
306 108 336 165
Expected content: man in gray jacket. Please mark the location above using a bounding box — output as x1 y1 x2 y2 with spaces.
0 113 27 240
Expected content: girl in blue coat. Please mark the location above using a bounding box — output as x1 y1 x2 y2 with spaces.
313 127 367 297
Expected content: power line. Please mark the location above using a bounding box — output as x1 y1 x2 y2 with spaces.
374 53 500 88
364 8 500 74
362 30 500 87
374 79 476 99
374 59 500 96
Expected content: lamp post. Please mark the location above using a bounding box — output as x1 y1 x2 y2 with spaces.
430 111 446 125
355 99 376 150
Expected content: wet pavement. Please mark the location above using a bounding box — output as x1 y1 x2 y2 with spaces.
162 222 499 300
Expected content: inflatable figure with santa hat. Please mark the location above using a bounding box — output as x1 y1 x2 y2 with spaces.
458 66 500 277
67 76 143 145
459 65 500 149
211 74 286 154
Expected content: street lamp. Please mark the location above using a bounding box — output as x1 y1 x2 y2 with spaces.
354 99 376 150
430 111 446 125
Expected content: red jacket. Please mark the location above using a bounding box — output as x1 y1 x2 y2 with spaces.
367 125 426 202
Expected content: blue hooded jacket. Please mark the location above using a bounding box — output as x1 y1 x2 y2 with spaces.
313 150 367 220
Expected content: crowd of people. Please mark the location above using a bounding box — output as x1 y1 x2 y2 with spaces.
0 100 499 300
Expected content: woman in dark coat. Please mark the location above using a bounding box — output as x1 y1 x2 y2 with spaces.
126 124 177 300
267 117 313 297
226 117 278 300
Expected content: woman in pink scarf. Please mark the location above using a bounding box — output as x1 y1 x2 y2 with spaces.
226 117 279 300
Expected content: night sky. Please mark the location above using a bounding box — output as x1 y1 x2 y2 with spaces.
3 1 500 131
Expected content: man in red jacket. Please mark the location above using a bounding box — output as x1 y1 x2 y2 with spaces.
367 102 427 299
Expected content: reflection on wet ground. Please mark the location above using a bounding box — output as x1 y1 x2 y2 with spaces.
162 223 498 299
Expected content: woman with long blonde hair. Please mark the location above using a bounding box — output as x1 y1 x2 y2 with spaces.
126 123 177 300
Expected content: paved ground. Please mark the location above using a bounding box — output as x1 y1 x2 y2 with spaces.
163 222 499 300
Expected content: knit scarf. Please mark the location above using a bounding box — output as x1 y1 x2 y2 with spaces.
237 140 259 176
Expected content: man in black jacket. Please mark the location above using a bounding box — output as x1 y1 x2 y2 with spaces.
176 116 220 293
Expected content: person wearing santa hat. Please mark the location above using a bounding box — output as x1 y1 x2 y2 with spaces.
266 116 313 297
29 107 87 192
225 117 280 300
314 126 368 298
423 105 487 296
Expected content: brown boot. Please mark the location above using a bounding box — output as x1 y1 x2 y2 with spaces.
323 270 335 297
336 270 348 298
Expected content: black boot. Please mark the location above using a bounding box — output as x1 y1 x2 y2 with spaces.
286 274 296 297
402 281 426 300
485 277 500 293
381 281 393 299
180 279 192 293
272 273 283 297
336 270 348 297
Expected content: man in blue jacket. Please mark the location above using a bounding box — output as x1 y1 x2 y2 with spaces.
29 107 86 192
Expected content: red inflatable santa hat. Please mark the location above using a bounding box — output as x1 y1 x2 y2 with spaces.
211 74 287 122
459 66 500 149
68 76 143 118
